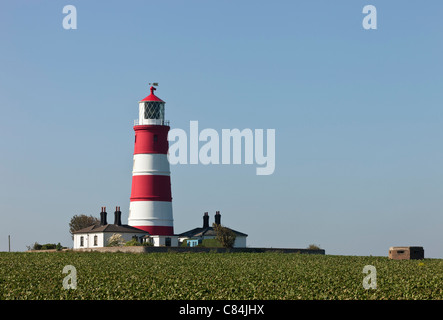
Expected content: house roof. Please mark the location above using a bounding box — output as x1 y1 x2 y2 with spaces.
177 226 248 238
73 224 149 234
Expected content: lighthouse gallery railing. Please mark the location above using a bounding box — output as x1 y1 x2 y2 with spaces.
134 119 170 126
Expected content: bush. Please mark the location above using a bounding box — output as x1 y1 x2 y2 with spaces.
41 243 57 250
200 238 223 248
124 239 142 246
27 242 64 251
307 244 321 250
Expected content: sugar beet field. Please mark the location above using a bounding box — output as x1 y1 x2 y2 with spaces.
0 251 442 300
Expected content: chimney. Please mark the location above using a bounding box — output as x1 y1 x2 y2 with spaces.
214 211 221 225
203 212 209 228
100 207 107 226
100 207 103 225
114 206 122 226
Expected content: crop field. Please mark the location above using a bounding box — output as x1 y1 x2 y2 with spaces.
0 251 442 300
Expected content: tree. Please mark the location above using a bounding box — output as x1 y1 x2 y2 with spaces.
26 242 42 251
107 233 125 247
212 223 236 248
69 214 100 239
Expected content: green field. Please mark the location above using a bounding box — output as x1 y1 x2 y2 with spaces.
0 251 442 300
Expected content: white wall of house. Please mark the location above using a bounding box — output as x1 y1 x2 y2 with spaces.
234 236 247 248
74 233 104 249
73 232 145 249
149 235 178 247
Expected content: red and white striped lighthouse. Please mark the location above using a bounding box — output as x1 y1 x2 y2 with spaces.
128 85 174 236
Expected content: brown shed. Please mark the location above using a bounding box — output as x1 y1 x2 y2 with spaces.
389 246 424 260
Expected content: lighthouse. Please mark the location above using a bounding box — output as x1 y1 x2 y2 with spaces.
128 85 175 243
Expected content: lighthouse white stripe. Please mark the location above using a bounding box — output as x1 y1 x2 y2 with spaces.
128 201 173 227
132 154 170 176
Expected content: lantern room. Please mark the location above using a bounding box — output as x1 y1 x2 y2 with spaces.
136 86 168 126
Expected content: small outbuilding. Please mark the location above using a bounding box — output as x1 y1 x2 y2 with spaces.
389 246 424 260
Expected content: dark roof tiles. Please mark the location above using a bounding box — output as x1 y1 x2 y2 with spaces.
177 226 247 238
73 224 148 234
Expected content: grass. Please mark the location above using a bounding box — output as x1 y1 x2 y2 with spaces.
0 251 442 300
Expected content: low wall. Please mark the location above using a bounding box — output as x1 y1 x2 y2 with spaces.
26 249 69 253
74 246 325 255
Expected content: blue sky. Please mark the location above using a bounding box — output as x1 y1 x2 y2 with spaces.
0 1 442 258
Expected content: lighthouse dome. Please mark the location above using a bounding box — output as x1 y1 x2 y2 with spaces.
140 86 165 102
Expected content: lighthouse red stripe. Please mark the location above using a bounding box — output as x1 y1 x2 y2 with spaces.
130 175 172 202
132 225 174 236
134 125 170 154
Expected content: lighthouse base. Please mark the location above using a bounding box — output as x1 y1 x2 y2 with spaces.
132 225 174 236
128 201 174 236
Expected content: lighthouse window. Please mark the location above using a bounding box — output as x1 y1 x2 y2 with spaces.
153 135 158 142
144 101 164 120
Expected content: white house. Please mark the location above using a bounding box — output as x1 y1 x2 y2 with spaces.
73 207 178 249
178 211 248 248
73 223 149 249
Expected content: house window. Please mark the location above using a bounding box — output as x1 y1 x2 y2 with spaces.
188 239 199 247
94 235 98 246
80 236 84 247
